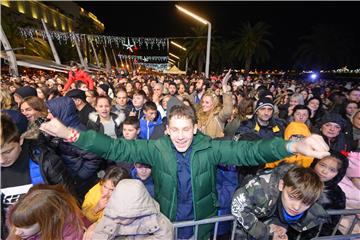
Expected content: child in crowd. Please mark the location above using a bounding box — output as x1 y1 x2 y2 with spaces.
87 179 173 240
232 165 327 240
139 101 162 140
1 114 71 228
82 166 130 223
296 152 349 238
131 163 155 197
129 90 147 119
7 184 86 240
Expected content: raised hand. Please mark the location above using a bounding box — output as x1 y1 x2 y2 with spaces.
39 118 72 139
289 134 330 159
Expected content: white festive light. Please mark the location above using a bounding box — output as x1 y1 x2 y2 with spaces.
122 38 134 52
19 27 167 49
118 54 168 62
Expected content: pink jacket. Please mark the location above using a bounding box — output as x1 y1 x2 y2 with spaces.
338 151 360 234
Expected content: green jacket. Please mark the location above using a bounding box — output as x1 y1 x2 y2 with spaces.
74 130 291 239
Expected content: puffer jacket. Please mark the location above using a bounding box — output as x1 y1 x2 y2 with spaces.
232 163 328 240
93 179 173 240
45 97 103 201
87 111 125 138
236 116 286 140
73 130 291 239
338 151 360 234
265 122 314 168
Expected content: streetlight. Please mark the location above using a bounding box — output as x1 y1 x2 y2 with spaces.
169 52 180 60
171 41 187 51
176 4 211 78
170 41 188 72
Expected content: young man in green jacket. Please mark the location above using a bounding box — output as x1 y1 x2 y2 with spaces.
40 105 330 239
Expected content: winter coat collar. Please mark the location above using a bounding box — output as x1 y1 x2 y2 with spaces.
88 111 125 127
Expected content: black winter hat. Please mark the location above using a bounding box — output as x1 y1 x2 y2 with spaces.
254 97 274 113
65 89 87 102
14 86 37 98
319 113 346 129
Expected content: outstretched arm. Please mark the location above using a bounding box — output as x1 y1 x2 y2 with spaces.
40 118 155 165
213 135 330 166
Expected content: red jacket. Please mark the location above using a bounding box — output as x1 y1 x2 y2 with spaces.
64 69 94 91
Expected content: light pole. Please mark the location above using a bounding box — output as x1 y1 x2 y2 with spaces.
175 5 211 78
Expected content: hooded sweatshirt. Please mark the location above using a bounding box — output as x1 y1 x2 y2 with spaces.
265 122 314 168
93 179 173 240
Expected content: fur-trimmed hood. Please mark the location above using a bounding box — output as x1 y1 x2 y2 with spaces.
88 111 125 127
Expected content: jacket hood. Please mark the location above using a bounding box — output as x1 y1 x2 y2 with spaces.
310 150 349 187
105 179 160 219
46 97 85 130
284 122 311 140
88 111 125 126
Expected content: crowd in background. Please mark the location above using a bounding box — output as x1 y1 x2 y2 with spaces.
1 63 360 240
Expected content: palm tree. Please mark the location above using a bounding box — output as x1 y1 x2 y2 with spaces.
294 24 353 70
231 21 273 75
183 26 221 74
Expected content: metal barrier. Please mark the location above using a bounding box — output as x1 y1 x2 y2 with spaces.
173 215 237 240
172 209 360 240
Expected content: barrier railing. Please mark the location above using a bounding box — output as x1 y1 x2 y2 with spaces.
172 209 360 240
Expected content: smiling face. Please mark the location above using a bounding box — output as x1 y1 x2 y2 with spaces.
307 99 320 112
314 157 340 182
201 96 214 113
20 102 41 123
166 116 197 153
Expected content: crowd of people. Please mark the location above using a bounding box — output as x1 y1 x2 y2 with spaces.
1 62 359 240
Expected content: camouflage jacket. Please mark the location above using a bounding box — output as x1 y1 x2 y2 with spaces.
231 164 329 240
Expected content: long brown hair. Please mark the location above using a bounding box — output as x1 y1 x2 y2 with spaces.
20 96 48 118
9 184 84 240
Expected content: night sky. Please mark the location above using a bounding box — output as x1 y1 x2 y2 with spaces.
76 1 360 69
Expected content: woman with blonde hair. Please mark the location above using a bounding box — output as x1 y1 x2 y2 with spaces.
8 184 85 240
196 70 232 138
1 88 13 110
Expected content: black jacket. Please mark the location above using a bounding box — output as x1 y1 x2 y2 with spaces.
236 116 286 140
87 111 125 138
297 152 348 239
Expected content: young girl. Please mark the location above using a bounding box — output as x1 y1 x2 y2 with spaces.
87 96 125 138
299 152 349 238
8 184 85 240
82 166 130 223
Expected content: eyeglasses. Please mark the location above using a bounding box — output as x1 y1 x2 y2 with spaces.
289 134 305 141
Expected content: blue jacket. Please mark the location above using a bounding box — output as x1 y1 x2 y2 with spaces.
216 165 238 235
139 112 163 140
45 97 103 200
130 168 155 198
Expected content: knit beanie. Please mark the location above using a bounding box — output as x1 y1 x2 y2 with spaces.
319 113 346 129
14 86 37 98
254 97 274 113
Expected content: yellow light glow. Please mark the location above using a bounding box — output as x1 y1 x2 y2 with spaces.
169 53 180 59
1 0 10 8
175 5 208 25
168 58 176 63
31 7 38 19
171 41 187 51
17 1 25 14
